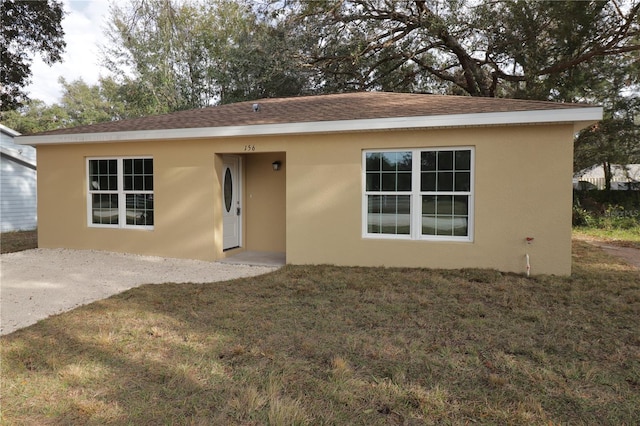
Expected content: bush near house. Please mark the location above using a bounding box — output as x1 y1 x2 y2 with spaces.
573 190 640 246
573 190 640 226
574 189 640 209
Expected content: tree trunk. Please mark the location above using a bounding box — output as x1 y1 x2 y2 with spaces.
603 161 612 191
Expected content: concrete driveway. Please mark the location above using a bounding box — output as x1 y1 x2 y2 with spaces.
0 248 280 335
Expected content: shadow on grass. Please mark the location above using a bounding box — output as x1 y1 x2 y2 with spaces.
1 241 639 424
2 318 230 423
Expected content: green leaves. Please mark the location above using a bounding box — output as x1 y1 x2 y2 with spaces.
574 118 640 189
2 78 126 134
283 0 640 100
101 0 311 112
0 0 66 110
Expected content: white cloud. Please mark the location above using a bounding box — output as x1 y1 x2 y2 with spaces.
25 0 113 105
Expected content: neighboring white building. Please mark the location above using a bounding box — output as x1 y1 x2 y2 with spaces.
1 124 37 232
574 164 640 190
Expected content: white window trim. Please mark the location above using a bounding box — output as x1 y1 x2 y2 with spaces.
87 156 154 230
362 147 474 242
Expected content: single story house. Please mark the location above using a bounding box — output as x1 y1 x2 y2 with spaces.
1 124 37 232
17 92 601 275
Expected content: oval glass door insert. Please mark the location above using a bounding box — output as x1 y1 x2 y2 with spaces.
224 168 233 212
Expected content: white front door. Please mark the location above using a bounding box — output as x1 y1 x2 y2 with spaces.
222 156 241 250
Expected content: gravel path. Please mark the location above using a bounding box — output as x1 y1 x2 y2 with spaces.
0 248 279 336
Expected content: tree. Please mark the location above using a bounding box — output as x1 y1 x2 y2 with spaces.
215 20 311 104
573 33 640 190
102 0 207 113
101 0 311 113
573 82 640 190
58 77 124 125
2 78 124 134
276 0 640 99
1 99 69 134
574 117 640 190
0 0 66 110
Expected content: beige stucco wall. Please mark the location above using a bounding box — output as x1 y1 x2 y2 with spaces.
285 125 574 275
36 139 287 261
36 123 575 275
245 153 286 252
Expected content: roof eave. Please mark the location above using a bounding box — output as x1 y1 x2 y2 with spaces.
16 107 603 146
0 124 21 137
0 147 37 169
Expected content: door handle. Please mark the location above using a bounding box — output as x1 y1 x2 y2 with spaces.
236 207 241 216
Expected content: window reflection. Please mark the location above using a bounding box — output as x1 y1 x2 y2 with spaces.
367 195 411 235
421 195 468 236
88 158 154 228
92 194 118 225
365 148 473 240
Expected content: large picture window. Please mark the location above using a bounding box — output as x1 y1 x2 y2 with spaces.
88 157 154 228
363 148 473 241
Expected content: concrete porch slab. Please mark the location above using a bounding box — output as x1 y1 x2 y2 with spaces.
218 251 286 267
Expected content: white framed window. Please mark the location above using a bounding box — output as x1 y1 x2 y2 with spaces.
363 147 474 241
87 157 154 229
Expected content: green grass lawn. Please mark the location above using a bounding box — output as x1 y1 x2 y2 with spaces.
573 226 640 249
1 240 639 425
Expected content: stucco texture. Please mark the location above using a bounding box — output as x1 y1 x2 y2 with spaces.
35 123 574 275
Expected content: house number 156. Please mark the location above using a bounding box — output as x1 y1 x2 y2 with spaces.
244 145 256 151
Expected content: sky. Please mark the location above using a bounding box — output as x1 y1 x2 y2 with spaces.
26 0 114 105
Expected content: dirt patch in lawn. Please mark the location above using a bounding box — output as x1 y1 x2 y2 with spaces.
573 234 640 269
0 230 37 254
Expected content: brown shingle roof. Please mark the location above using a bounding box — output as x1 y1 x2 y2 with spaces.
29 92 594 137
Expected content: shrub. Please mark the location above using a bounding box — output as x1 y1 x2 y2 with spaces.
572 204 594 227
573 191 640 229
